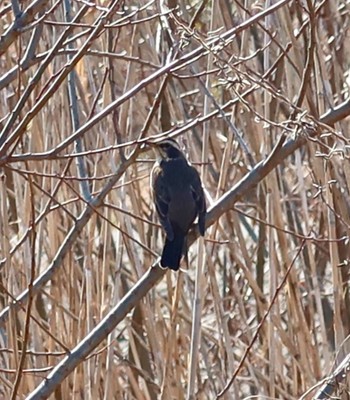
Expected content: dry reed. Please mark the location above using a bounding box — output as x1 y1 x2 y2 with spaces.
1 0 350 399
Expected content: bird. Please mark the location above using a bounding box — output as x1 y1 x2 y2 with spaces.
149 138 206 271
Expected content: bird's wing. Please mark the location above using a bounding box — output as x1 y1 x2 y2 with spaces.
190 167 206 236
152 165 174 241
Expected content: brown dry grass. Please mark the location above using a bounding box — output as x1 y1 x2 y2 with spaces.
1 0 350 399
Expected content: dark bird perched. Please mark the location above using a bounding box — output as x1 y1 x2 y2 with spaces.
150 138 206 270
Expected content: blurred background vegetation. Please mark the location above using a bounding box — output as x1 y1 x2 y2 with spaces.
0 0 350 398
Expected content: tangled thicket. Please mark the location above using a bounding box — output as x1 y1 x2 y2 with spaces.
1 1 350 399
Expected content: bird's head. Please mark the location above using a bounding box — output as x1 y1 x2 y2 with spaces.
149 138 185 160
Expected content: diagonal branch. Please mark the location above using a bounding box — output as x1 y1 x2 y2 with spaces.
313 353 350 399
0 149 140 327
0 0 49 56
25 100 350 399
0 0 291 158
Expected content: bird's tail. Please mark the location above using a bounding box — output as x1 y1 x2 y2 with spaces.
161 234 185 271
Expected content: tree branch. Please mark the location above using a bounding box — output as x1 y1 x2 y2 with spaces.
25 99 350 399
